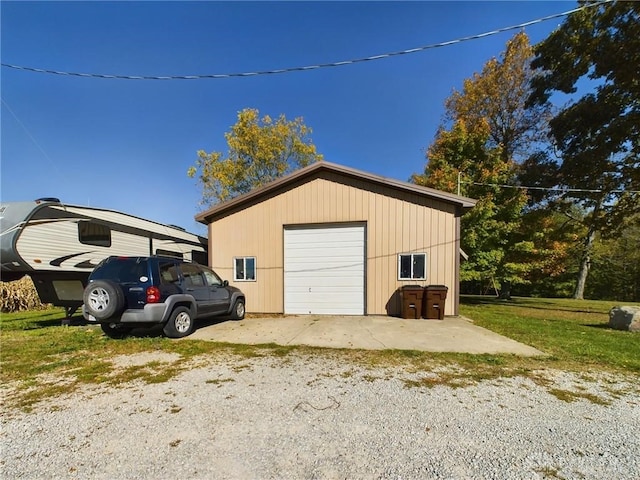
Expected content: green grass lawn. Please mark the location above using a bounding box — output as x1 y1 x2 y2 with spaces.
1 297 638 410
460 295 640 372
0 308 269 409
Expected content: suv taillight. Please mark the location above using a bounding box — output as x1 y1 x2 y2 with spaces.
146 286 161 303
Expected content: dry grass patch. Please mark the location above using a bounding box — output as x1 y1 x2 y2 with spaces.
2 299 639 411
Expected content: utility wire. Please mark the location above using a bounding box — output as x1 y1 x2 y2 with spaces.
466 181 640 195
1 98 58 168
0 0 612 81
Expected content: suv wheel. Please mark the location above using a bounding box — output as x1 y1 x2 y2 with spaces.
231 298 245 320
163 307 194 338
101 322 133 339
83 280 125 320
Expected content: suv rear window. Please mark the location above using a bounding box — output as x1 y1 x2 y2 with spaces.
159 261 180 285
92 258 149 284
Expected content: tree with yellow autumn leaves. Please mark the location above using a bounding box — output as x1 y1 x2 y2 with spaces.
413 32 575 298
188 108 323 205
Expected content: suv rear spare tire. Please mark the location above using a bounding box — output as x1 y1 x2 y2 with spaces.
83 280 125 320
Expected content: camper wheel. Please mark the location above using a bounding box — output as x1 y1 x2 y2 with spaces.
101 322 133 339
83 280 125 320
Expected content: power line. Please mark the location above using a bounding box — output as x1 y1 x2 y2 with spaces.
1 97 58 168
0 0 612 81
466 181 640 195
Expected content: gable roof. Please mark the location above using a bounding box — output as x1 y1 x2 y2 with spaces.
195 161 477 224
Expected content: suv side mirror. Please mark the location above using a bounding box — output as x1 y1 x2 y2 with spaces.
223 280 229 287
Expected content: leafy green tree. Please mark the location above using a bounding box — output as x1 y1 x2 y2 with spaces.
528 1 640 299
516 208 586 298
414 32 555 297
188 108 323 205
587 220 640 302
412 120 529 296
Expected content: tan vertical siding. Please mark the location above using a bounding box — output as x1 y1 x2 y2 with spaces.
380 194 390 312
209 172 460 316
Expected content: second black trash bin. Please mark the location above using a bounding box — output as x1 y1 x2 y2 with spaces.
423 285 448 320
400 285 424 319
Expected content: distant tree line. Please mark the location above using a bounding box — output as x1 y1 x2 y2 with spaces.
413 1 640 301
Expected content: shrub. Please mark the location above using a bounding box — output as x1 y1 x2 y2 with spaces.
1 276 48 313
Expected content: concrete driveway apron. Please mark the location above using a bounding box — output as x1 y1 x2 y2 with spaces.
187 315 544 356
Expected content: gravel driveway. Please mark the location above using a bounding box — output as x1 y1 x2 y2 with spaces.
2 352 639 479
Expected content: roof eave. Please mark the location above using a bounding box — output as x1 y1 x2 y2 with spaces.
195 161 477 224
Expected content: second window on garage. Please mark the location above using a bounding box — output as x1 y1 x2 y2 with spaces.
234 257 256 281
398 253 426 280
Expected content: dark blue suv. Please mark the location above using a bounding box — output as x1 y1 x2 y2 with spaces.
82 256 245 338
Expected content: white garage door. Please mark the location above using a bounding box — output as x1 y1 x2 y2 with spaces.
284 225 365 315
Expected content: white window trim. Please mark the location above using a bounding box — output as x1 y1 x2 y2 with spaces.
398 253 427 281
234 256 257 282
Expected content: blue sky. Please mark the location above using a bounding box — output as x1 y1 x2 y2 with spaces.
1 1 575 234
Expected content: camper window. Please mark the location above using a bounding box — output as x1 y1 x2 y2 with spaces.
78 221 111 247
191 250 208 265
156 249 183 259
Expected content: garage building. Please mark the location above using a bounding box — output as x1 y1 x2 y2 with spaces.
195 162 476 317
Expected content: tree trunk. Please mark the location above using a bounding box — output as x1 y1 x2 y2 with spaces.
500 280 512 300
573 227 596 300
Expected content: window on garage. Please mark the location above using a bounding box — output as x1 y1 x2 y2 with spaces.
234 257 256 281
398 253 426 280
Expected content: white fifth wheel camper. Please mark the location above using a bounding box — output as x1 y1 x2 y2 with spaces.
0 198 208 317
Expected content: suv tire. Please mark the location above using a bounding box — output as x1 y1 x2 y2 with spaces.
230 298 245 320
101 322 133 339
163 306 194 338
83 280 125 320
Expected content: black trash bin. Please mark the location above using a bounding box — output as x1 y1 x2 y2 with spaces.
423 285 448 320
400 285 424 319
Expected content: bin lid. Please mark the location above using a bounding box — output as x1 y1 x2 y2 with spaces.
401 285 424 290
425 285 448 290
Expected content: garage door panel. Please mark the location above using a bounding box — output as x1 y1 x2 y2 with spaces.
286 263 363 273
286 298 363 315
286 242 363 253
284 225 365 315
286 284 363 293
286 275 362 283
288 247 364 256
287 239 364 247
286 279 363 290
